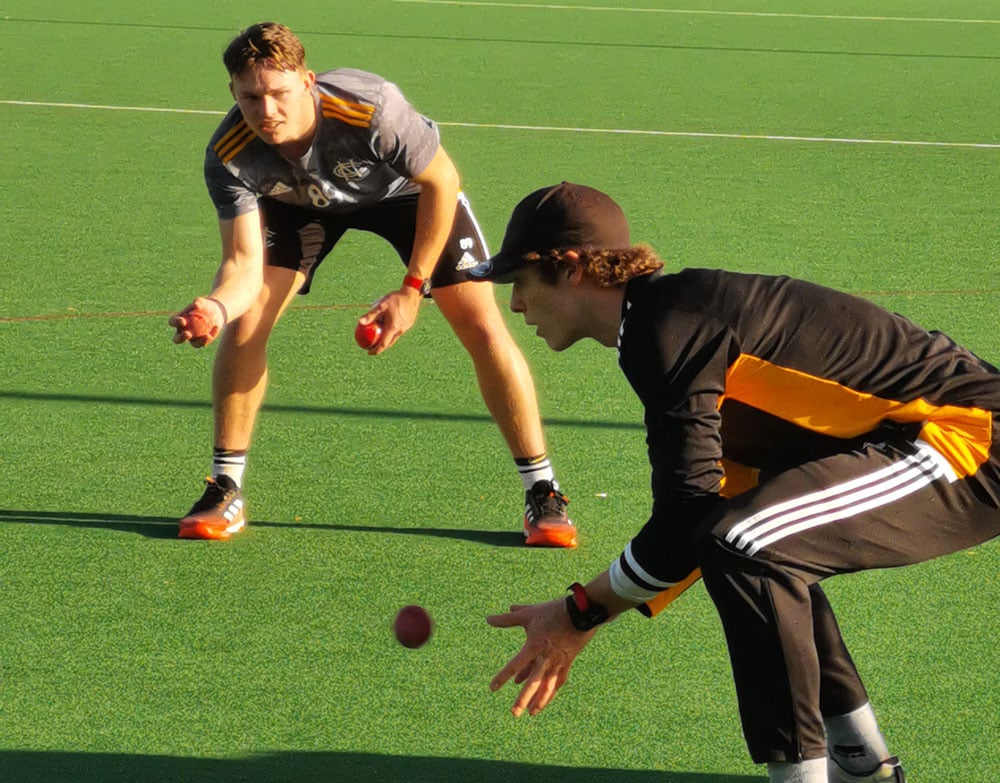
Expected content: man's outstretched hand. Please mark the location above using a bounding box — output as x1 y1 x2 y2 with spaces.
487 598 598 717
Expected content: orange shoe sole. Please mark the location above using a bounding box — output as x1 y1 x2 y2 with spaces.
178 516 246 541
524 523 578 549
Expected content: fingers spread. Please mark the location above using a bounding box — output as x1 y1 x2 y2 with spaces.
512 656 565 717
485 613 517 629
486 603 532 629
490 645 535 692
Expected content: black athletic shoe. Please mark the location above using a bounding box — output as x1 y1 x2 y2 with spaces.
523 479 576 548
178 475 246 540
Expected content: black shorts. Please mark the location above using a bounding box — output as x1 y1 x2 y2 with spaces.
257 192 488 295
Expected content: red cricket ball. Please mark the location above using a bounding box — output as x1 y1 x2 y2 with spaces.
393 604 432 649
185 310 215 340
354 321 383 350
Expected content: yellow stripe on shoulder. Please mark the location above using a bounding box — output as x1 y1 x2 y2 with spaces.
321 106 372 128
320 93 375 120
320 94 375 127
213 120 256 163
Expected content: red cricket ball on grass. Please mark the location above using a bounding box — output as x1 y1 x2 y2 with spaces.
393 604 433 649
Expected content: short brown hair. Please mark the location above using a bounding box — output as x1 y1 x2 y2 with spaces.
524 245 664 288
223 22 306 76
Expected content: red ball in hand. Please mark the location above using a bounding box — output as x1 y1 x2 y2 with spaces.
354 321 383 350
394 605 432 649
185 310 216 340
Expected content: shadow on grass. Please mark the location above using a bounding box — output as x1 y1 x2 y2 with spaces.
0 510 526 547
0 390 643 431
0 750 760 783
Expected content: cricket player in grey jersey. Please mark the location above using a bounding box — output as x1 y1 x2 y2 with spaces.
169 22 576 547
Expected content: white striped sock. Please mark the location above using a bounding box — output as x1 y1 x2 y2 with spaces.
212 452 247 488
516 457 554 491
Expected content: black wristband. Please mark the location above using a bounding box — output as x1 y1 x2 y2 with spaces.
565 582 610 631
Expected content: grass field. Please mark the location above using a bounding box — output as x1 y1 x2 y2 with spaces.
1 2 999 781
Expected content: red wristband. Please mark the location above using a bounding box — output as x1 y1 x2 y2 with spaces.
403 275 430 295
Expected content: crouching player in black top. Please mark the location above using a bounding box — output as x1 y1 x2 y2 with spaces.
474 182 1000 783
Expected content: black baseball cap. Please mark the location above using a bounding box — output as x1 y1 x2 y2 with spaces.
467 182 630 282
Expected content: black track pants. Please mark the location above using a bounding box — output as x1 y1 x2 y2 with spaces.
695 438 1000 763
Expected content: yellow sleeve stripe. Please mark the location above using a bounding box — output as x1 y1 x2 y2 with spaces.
213 120 256 163
642 569 702 617
320 95 374 127
321 108 372 128
320 94 375 118
725 354 993 478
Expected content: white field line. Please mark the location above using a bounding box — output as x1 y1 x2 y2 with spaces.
4 99 999 150
440 120 1000 150
0 99 224 116
381 0 1000 25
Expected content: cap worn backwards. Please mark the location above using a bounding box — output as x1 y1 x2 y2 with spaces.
467 182 630 282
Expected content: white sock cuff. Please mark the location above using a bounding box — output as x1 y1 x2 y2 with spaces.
767 758 827 783
212 453 247 488
517 457 554 490
825 702 890 773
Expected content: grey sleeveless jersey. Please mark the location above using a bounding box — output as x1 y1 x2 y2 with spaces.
204 69 441 219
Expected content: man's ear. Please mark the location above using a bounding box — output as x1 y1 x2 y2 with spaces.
563 251 586 285
228 80 236 99
303 70 316 91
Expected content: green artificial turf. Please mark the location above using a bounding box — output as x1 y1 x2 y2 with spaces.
1 2 998 781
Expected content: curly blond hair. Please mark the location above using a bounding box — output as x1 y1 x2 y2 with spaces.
522 245 663 288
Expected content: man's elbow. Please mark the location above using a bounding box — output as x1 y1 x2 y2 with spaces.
423 147 461 195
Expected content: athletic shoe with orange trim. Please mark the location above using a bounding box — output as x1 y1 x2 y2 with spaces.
523 479 577 548
178 475 246 540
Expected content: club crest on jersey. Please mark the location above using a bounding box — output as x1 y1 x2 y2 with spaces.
333 160 369 181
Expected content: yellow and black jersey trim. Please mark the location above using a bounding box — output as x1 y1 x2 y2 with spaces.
320 94 375 128
213 119 256 164
723 354 993 478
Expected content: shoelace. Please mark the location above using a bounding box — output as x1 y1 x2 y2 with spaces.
527 484 569 522
543 489 569 509
194 477 236 509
